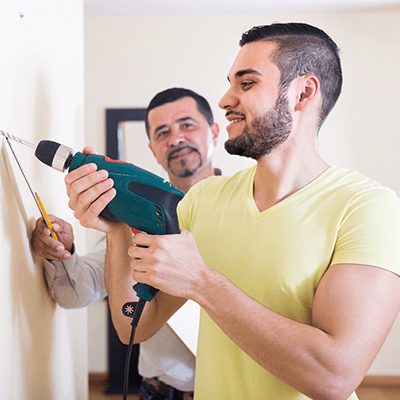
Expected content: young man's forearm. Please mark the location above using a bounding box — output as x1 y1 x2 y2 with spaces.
192 263 400 400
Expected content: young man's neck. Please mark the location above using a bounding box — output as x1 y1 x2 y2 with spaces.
253 144 329 212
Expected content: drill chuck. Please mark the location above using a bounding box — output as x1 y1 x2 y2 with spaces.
35 140 74 172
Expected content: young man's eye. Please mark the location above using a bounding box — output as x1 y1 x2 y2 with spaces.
241 81 254 90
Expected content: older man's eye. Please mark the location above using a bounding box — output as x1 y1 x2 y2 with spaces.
156 130 168 140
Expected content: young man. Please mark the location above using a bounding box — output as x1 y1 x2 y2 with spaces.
31 88 220 400
65 23 400 400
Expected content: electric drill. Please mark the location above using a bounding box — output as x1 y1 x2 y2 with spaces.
34 139 184 302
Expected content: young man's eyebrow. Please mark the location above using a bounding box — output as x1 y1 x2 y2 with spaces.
227 68 263 82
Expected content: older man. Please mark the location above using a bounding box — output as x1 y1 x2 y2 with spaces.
32 88 220 400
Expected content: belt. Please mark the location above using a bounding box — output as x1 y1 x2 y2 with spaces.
141 377 194 400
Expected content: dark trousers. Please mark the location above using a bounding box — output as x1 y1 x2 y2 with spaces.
139 378 194 400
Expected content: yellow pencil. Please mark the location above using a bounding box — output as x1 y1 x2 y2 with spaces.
35 192 58 240
34 192 78 297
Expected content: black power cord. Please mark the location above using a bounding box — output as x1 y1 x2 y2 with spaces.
121 298 147 400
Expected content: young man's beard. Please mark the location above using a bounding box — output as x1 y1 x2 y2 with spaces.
224 88 293 161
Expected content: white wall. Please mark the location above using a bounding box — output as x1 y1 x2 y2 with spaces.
0 1 88 398
84 6 400 375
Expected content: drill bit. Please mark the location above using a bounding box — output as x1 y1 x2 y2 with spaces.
4 135 79 298
1 130 36 149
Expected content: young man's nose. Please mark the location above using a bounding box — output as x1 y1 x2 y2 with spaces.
218 87 239 110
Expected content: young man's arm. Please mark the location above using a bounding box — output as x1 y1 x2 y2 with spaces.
201 262 399 400
129 230 400 400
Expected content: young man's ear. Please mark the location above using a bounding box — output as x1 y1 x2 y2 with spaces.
294 75 320 112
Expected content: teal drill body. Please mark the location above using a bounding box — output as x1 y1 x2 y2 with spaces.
69 152 184 237
69 152 184 302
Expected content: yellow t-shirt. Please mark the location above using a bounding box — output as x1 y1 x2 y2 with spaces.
178 165 400 400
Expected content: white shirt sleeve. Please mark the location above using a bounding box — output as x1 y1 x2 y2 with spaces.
43 235 107 308
139 325 195 392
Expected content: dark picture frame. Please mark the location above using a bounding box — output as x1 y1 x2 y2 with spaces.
105 108 146 394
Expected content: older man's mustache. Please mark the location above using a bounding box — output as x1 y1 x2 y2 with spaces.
167 143 200 162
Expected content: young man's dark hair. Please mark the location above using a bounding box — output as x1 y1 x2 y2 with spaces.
145 87 214 137
240 22 343 127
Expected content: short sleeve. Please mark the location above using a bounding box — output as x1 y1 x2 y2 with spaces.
331 188 400 276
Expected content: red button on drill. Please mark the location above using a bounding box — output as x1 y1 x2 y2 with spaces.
104 156 128 163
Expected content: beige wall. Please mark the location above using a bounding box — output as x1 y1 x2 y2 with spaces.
84 6 400 375
0 1 87 398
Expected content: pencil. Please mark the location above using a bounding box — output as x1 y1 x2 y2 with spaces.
34 192 79 298
35 192 58 240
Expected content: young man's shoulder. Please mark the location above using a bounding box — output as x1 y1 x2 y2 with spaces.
327 166 398 200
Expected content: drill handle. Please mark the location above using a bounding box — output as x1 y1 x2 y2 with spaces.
130 203 181 302
133 283 159 302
